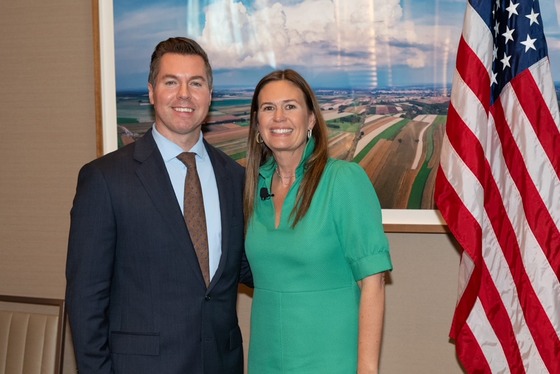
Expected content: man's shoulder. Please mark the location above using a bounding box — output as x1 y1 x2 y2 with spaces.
86 131 157 168
85 142 135 168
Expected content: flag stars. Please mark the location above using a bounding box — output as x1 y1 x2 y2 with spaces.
506 1 519 18
526 9 539 25
490 71 498 86
502 26 515 43
520 34 537 52
501 53 512 70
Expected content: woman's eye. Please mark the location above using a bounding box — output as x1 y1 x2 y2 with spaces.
261 105 274 111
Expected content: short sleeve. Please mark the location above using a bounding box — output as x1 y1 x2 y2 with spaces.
328 160 393 280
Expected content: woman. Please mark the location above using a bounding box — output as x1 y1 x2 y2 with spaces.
244 69 393 374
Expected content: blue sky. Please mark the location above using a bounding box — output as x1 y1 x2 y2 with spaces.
113 0 560 91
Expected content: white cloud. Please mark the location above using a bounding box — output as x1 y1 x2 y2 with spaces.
198 0 460 73
405 48 427 68
113 0 468 87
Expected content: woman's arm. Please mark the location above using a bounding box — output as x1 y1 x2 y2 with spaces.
357 272 386 374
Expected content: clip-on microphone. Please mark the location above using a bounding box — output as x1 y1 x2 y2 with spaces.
260 187 274 200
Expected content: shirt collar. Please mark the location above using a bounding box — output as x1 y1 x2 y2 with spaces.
151 124 207 162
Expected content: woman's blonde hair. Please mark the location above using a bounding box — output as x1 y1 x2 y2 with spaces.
244 69 329 229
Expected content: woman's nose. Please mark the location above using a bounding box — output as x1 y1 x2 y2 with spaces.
273 108 285 121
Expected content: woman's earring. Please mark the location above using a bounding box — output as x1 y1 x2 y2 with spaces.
307 128 312 140
256 131 264 144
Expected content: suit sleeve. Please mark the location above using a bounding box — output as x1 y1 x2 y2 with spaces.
236 163 253 288
239 250 253 288
65 162 115 373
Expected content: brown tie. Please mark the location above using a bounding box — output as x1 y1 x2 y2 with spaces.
177 152 210 286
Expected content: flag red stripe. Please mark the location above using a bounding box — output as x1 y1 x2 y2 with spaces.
455 36 490 113
495 81 560 274
491 99 560 371
435 169 482 340
455 323 491 373
511 68 560 179
436 1 560 371
436 104 486 343
445 84 560 372
433 169 480 259
479 265 525 373
442 105 486 217
446 97 556 370
436 107 484 260
449 257 480 340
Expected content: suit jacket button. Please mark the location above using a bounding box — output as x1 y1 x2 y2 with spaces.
205 295 211 301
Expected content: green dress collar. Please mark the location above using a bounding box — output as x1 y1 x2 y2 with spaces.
259 137 316 180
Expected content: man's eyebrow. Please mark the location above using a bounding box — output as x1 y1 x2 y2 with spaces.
189 75 207 81
160 74 207 81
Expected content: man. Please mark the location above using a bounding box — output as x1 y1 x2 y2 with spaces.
66 37 252 373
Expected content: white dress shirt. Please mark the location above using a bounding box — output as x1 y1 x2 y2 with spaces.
151 125 222 280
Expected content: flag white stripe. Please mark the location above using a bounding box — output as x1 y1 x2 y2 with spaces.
449 32 560 337
444 61 552 374
529 62 560 226
444 137 549 371
450 67 560 340
448 69 489 164
462 3 493 77
501 62 560 229
496 72 560 337
480 212 548 373
457 247 476 304
439 136 483 226
444 145 549 371
529 62 560 131
467 298 509 374
439 0 560 371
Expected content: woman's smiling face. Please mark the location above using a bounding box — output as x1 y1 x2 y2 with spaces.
256 80 315 158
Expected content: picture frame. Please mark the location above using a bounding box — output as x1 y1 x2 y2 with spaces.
92 0 452 233
93 0 118 156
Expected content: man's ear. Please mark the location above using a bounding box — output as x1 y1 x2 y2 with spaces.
148 83 154 104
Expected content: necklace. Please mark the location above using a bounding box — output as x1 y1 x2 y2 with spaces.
275 168 295 179
275 168 295 186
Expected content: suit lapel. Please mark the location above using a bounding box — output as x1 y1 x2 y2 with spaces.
133 131 206 285
205 142 233 289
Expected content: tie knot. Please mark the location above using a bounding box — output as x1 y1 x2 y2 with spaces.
177 152 197 169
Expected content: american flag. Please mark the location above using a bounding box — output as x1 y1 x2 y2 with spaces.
435 0 560 372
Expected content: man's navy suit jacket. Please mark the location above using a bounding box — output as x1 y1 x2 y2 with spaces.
66 130 252 373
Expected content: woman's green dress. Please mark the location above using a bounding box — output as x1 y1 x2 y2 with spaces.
246 140 393 373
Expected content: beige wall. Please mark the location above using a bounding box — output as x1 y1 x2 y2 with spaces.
0 2 96 297
0 2 464 373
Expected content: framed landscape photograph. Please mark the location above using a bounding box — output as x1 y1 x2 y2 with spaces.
93 0 560 232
